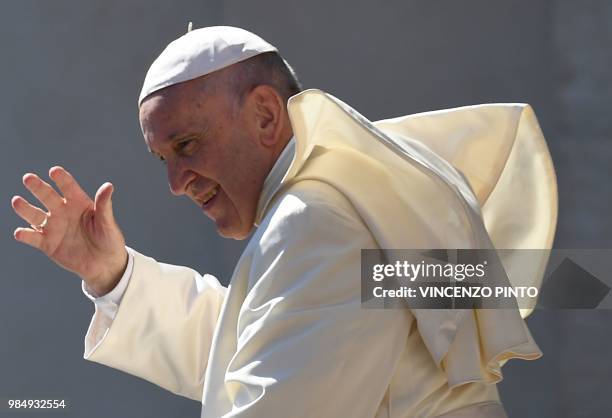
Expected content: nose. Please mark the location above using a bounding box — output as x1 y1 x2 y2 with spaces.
166 158 195 196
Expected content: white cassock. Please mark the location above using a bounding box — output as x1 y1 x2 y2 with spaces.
83 89 557 418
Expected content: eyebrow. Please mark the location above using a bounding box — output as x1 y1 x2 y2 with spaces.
168 132 194 142
169 124 209 143
147 126 209 156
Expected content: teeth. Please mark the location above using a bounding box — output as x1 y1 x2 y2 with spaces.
202 185 219 205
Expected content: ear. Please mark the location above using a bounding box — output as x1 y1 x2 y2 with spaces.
246 85 285 147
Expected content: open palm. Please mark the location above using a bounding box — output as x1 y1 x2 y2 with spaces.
11 166 127 295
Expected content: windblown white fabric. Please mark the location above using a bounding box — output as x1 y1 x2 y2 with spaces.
138 26 277 105
280 90 557 385
84 89 556 417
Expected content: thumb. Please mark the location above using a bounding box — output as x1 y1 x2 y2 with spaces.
94 182 115 224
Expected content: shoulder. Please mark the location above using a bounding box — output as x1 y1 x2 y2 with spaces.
241 179 377 278
258 180 367 245
241 180 377 301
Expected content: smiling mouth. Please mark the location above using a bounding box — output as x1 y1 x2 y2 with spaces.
201 184 220 207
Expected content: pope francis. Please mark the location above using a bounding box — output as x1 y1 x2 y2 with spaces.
11 26 557 418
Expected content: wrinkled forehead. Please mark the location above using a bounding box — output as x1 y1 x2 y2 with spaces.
138 81 232 145
139 87 184 128
140 71 228 117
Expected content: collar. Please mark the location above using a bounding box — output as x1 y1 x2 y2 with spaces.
254 136 296 226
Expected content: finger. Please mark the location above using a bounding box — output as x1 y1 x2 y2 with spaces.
49 166 91 203
94 182 115 224
13 227 44 250
22 173 64 212
11 195 48 226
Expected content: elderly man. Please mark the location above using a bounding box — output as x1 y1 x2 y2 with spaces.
11 26 557 417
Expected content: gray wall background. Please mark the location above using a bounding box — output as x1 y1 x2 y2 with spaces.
1 1 610 417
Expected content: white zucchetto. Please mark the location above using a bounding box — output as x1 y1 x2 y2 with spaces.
139 26 278 105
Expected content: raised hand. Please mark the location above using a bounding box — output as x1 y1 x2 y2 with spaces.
11 166 128 296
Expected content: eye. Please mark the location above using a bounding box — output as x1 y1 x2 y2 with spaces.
176 138 198 155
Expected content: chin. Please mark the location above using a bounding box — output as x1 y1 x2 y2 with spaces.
216 222 254 241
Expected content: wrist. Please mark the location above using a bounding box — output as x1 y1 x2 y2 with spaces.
84 249 129 296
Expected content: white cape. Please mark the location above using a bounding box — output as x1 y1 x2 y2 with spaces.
262 89 558 386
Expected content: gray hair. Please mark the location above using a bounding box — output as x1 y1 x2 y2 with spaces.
201 52 302 112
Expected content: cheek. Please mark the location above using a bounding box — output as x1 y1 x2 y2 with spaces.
224 166 258 211
224 152 265 218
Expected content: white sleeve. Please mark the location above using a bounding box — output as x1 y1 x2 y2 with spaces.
219 185 411 417
82 247 226 401
82 246 134 323
82 247 137 362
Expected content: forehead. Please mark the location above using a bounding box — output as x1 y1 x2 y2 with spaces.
139 85 226 146
141 76 234 116
139 84 195 124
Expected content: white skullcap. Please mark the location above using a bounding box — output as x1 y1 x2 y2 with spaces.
139 26 278 105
